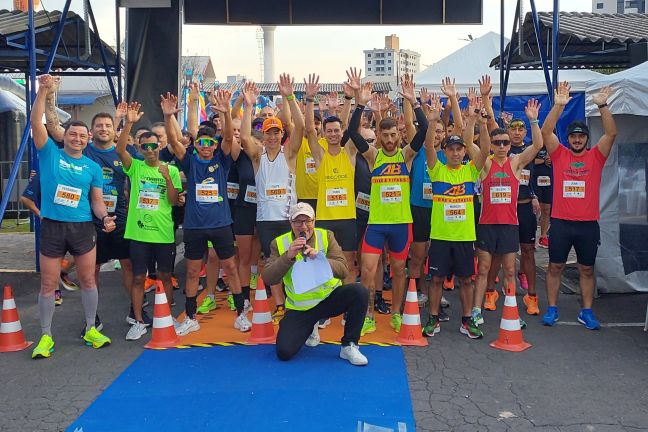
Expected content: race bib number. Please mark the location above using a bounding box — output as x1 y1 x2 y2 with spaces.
227 182 240 200
325 188 348 207
196 183 220 203
54 184 82 208
266 183 287 201
380 185 402 203
137 190 160 210
422 182 433 201
563 181 585 198
444 203 466 222
103 195 117 213
305 157 317 175
537 176 551 187
355 192 370 212
519 169 530 186
244 185 257 204
490 186 512 204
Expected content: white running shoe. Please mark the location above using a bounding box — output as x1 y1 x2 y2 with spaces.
243 299 253 314
176 317 200 336
305 324 320 347
125 322 147 341
234 313 252 332
339 343 368 366
440 296 450 308
417 292 429 306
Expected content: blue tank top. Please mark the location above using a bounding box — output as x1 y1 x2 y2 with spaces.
410 150 433 208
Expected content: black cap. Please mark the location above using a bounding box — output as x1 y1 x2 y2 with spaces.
567 121 589 137
444 135 465 147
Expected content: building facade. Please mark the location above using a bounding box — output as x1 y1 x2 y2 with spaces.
592 0 647 13
364 34 421 78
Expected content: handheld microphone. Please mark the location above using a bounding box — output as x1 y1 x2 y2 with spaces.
299 231 307 254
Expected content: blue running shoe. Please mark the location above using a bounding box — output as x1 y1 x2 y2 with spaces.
542 306 559 326
577 309 600 330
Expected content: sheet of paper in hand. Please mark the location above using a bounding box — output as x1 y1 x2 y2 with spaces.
291 252 334 294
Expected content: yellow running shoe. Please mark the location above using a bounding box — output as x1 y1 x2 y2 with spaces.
32 334 55 359
271 305 285 324
83 326 111 349
360 316 376 336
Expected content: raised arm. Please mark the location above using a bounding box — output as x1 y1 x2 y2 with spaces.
212 89 235 157
340 80 354 129
43 75 65 142
187 82 200 139
277 79 294 136
230 91 244 120
282 73 304 160
423 95 442 168
402 77 429 163
541 81 572 155
240 81 262 161
465 97 488 171
441 77 463 136
161 92 186 161
304 73 324 166
514 99 544 170
116 102 144 170
401 75 417 143
479 75 499 132
347 68 377 164
31 75 60 149
591 86 616 157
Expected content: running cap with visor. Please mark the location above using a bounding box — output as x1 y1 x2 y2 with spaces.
262 117 284 133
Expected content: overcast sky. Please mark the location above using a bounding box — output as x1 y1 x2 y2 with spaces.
13 0 591 82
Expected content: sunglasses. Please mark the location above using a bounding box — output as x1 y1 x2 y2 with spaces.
196 137 217 147
140 142 159 151
492 140 511 147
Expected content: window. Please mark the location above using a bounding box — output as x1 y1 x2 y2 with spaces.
388 52 392 56
596 2 604 7
388 67 392 70
388 59 391 63
368 67 372 71
368 53 372 57
368 60 371 64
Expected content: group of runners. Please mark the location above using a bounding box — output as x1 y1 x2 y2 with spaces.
25 68 616 360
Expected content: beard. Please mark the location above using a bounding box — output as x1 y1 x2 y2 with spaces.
570 145 586 154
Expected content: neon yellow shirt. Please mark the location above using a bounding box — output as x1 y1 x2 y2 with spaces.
316 148 356 220
296 137 328 200
368 149 412 224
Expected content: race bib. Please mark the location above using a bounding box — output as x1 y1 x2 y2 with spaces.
305 157 317 175
325 188 348 207
196 183 220 203
244 185 257 204
137 190 160 210
490 186 512 204
227 182 240 200
103 195 117 213
266 183 287 201
537 176 551 187
422 182 433 201
444 203 466 222
563 180 585 198
53 184 82 208
380 185 402 203
519 169 530 186
355 192 370 212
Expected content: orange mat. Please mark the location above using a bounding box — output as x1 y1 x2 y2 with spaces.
175 289 405 347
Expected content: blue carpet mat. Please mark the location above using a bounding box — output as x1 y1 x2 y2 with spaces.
68 345 415 431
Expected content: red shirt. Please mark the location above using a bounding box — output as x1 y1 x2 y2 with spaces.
480 158 520 225
551 144 607 221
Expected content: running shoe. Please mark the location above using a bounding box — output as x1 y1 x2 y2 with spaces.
538 236 549 249
305 325 320 347
374 296 391 314
318 318 331 329
32 334 55 359
518 272 529 290
577 309 601 330
422 316 440 337
472 308 484 325
197 296 217 314
523 294 540 315
390 313 402 333
234 313 252 332
272 306 285 324
460 318 483 339
438 309 450 322
483 290 499 311
250 273 259 290
542 306 559 326
83 327 111 349
443 277 455 290
340 343 368 366
59 273 79 291
113 260 122 270
360 317 376 336
54 289 62 306
171 276 180 291
417 292 429 306
144 277 157 293
216 278 228 292
125 322 148 341
243 299 253 314
226 294 236 311
519 318 527 329
80 314 104 338
176 317 200 336
126 308 152 327
440 296 450 308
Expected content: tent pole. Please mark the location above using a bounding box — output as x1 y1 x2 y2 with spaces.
529 0 553 102
86 0 119 106
499 0 505 118
115 1 123 102
44 0 73 72
552 0 560 91
502 0 520 116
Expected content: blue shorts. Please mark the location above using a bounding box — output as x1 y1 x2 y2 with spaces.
361 223 412 260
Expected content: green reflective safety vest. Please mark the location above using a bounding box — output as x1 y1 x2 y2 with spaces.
276 228 342 311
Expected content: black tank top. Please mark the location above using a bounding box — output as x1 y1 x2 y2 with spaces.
355 153 371 217
234 150 256 208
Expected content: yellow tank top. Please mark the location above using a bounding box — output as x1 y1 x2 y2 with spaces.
316 148 356 220
296 137 328 200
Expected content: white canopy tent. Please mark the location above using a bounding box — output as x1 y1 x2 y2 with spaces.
585 62 648 293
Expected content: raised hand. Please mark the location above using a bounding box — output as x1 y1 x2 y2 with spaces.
592 86 613 107
242 81 257 107
400 73 416 104
425 94 443 122
524 98 541 121
479 75 492 97
468 87 477 100
467 95 482 119
126 102 144 124
368 92 388 113
318 97 328 112
357 81 373 106
303 73 320 99
37 74 55 92
326 92 340 112
278 73 295 97
158 163 170 178
419 87 432 105
554 81 572 106
188 82 200 102
440 77 457 98
160 93 180 116
342 80 354 99
211 89 232 113
345 67 362 92
115 101 128 120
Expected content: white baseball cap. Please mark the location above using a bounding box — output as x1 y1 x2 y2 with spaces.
289 202 315 221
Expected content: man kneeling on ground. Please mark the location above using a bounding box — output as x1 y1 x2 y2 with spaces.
263 203 369 365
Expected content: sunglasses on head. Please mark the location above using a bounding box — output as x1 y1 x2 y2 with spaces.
492 140 511 147
197 137 217 147
140 142 159 151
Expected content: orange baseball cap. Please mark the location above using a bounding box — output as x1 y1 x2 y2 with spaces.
262 117 284 133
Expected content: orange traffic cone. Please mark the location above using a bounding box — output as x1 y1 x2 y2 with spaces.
0 285 33 352
396 279 427 346
144 283 179 349
248 277 276 344
490 283 531 352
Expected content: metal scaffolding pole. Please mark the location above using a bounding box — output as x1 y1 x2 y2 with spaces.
552 0 560 90
87 0 119 106
501 0 521 114
529 0 554 102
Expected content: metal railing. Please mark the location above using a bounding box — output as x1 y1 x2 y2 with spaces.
0 160 32 229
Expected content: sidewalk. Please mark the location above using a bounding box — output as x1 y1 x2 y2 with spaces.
0 233 37 272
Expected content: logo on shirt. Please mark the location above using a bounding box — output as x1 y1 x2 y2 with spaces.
208 164 219 172
379 164 402 176
113 160 120 167
201 177 216 184
571 162 585 169
442 184 466 196
59 159 86 175
493 172 510 178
